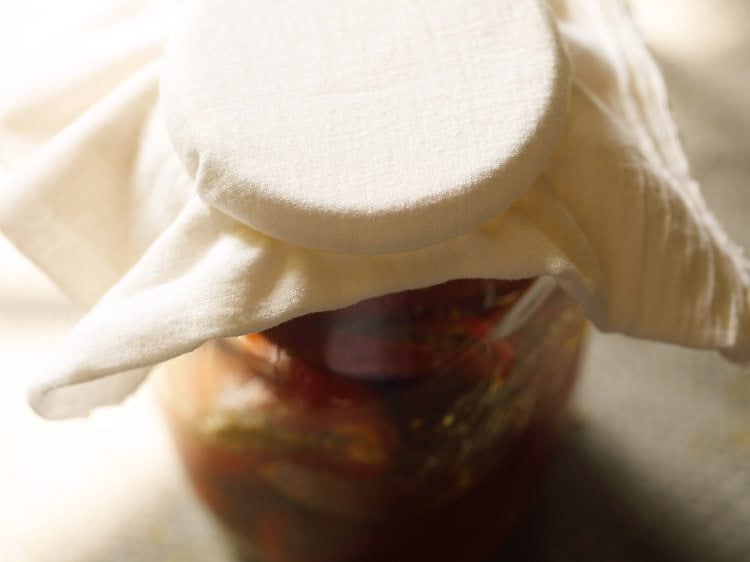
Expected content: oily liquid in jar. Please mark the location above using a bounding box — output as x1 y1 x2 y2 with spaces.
157 278 587 562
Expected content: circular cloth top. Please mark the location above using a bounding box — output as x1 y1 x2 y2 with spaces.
161 0 569 254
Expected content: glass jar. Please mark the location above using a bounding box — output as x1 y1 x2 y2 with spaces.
155 277 587 562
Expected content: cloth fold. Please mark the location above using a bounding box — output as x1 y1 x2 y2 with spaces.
0 0 747 418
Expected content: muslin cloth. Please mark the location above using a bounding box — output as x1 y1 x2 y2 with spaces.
0 0 748 418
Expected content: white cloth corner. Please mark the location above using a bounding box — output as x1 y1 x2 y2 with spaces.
0 0 747 419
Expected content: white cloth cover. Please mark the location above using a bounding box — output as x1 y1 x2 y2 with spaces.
0 0 748 419
161 0 570 254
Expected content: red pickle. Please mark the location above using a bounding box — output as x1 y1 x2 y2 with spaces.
156 278 587 562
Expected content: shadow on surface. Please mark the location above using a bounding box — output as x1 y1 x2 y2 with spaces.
493 422 716 562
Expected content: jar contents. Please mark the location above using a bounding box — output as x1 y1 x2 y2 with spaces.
157 278 587 562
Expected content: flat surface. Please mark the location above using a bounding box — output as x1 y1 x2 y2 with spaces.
1 1 749 561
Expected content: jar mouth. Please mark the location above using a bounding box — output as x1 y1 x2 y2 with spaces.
219 276 558 384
